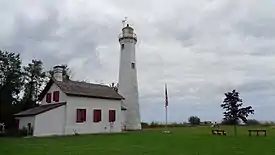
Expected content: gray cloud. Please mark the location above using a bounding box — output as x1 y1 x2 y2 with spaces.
1 0 275 122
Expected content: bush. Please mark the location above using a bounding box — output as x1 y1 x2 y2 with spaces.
166 122 186 128
0 128 28 137
150 122 162 128
245 119 260 125
220 119 240 125
261 121 275 127
141 122 149 129
202 121 212 125
139 122 193 129
188 116 200 125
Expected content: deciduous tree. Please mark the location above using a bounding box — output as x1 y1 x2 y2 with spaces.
21 60 46 110
188 116 200 125
221 90 254 136
0 50 24 128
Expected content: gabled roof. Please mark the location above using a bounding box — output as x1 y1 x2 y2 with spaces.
38 78 124 101
14 102 66 117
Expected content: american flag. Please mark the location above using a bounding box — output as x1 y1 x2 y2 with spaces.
165 84 168 107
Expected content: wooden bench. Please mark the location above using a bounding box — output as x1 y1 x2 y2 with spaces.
212 129 226 135
248 130 266 136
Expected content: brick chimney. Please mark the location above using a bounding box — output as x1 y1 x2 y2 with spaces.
53 65 64 82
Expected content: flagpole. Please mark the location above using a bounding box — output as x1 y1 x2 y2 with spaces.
165 104 168 132
164 84 169 133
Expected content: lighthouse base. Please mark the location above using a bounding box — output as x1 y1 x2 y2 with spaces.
122 124 142 131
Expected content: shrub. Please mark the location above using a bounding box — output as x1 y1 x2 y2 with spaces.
150 122 162 128
220 119 240 125
201 121 212 126
140 121 193 129
245 119 260 125
188 116 200 125
167 122 185 128
141 122 149 129
261 121 275 127
0 128 28 137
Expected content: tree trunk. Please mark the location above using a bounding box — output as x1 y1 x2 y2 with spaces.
234 124 237 137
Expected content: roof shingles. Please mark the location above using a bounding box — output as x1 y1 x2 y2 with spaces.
14 102 66 117
39 78 124 101
55 80 124 100
14 79 125 117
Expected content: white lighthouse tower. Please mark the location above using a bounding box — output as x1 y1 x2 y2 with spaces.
118 23 141 130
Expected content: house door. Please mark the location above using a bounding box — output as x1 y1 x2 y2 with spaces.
15 119 19 129
27 123 33 136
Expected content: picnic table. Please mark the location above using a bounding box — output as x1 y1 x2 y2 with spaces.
248 129 266 136
212 129 226 136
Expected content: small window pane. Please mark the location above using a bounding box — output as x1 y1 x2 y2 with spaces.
76 109 86 123
131 63 135 69
93 109 102 122
46 93 51 103
109 110 116 122
53 91 59 102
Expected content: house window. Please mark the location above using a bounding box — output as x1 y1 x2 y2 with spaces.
53 91 60 102
93 109 102 122
131 63 135 69
46 93 51 103
121 44 124 50
76 109 86 123
109 110 116 122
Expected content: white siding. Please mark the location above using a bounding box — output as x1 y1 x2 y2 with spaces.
33 105 65 137
65 96 122 135
17 117 35 129
41 83 67 104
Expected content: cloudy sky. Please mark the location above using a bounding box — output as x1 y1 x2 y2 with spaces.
1 0 275 123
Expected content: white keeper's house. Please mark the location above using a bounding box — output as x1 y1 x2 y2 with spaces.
14 65 126 137
14 23 142 137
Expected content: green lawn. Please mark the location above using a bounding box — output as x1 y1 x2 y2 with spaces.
1 126 275 155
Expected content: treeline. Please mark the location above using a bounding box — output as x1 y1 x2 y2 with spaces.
221 119 275 126
141 122 190 128
0 50 69 129
141 119 274 129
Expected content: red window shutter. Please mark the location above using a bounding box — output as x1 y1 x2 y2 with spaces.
99 110 102 122
93 110 97 122
53 92 55 102
76 109 86 123
53 91 60 102
76 109 79 122
112 110 116 122
109 110 112 122
109 110 116 122
76 109 81 122
46 93 51 103
93 109 101 122
83 109 86 122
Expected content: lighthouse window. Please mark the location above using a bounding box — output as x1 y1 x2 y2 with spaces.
131 63 135 69
121 44 125 50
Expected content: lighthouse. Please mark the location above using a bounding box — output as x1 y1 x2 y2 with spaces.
118 23 141 130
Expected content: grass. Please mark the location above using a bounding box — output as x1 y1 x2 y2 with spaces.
1 125 275 155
